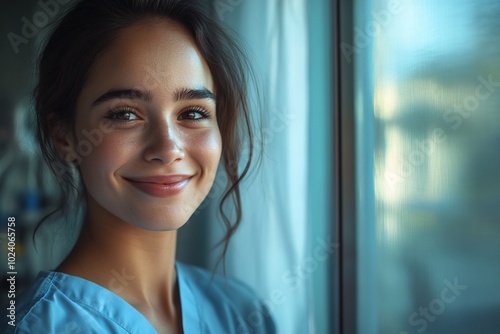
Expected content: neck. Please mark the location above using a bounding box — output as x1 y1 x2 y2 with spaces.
56 207 179 317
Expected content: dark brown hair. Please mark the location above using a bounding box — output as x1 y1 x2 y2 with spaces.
34 0 256 265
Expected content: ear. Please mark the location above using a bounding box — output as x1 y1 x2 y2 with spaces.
49 119 80 163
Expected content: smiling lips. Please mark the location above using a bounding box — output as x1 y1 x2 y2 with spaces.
124 175 192 197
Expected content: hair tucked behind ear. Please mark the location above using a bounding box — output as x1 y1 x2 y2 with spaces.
33 0 260 268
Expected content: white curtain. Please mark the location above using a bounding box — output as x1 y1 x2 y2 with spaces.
207 1 311 333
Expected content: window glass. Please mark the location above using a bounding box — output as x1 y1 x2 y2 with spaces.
357 0 500 333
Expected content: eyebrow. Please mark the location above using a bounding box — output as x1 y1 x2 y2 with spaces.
92 87 215 106
92 89 152 106
174 87 216 102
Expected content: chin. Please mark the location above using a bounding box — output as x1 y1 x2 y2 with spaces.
121 207 196 231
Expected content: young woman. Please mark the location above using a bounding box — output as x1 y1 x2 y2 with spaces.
4 0 274 333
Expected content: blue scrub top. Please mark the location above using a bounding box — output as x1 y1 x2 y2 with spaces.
3 262 275 333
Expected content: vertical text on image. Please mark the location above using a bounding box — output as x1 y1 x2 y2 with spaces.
6 217 17 327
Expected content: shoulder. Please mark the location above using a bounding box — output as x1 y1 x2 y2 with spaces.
176 262 276 334
2 271 155 334
2 271 62 334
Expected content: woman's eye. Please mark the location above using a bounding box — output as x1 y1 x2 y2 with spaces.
179 108 210 121
106 110 138 121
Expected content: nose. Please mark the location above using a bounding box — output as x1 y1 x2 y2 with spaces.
142 120 185 164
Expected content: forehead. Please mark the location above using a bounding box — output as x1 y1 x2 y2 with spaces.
78 18 214 106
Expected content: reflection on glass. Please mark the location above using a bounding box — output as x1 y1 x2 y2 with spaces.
366 0 500 333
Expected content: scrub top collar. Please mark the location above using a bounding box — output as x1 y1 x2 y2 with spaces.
38 261 198 333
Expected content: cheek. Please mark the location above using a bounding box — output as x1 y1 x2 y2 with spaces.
76 132 136 184
185 128 222 173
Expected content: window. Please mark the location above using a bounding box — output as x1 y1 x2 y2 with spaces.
339 1 500 333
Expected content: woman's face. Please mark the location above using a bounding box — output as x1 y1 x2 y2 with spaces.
68 19 221 230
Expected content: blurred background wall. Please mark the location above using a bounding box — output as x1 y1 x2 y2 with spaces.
0 0 78 295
